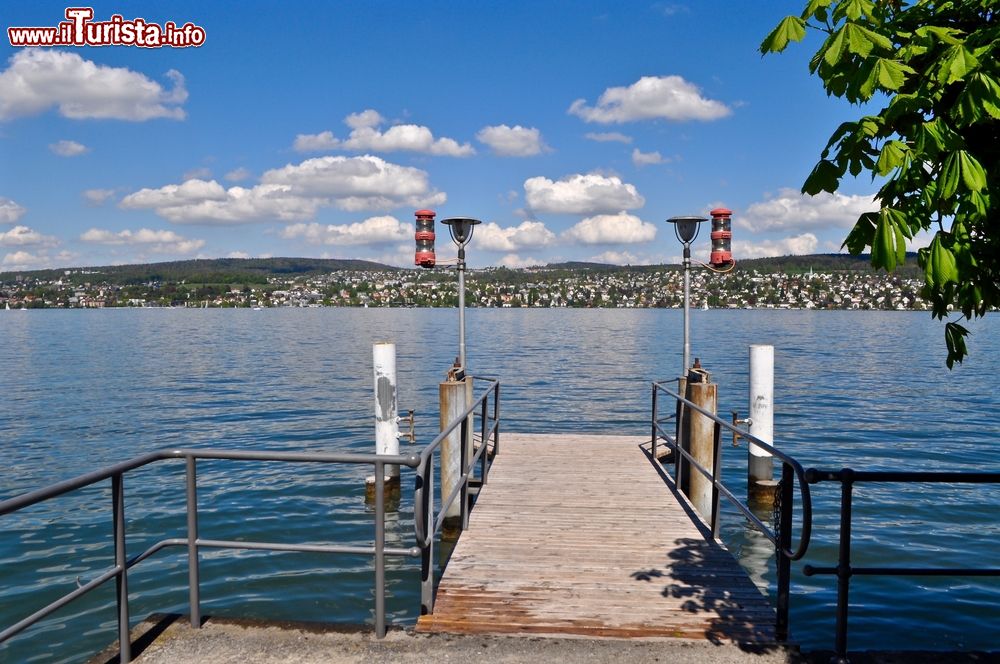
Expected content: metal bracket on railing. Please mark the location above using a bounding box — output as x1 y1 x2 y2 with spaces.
397 410 416 444
731 410 752 447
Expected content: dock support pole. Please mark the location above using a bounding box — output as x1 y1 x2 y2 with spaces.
439 367 467 540
685 365 717 526
748 344 776 506
367 343 400 505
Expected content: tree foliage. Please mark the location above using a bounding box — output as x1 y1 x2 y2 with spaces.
761 0 999 367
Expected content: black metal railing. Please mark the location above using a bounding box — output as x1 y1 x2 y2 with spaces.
802 468 1000 664
0 378 500 662
651 380 813 640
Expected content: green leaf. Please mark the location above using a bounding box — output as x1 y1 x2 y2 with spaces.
870 208 907 271
876 140 910 176
760 16 807 54
935 45 979 85
824 27 849 67
802 159 842 195
874 58 914 91
957 151 986 192
926 232 959 286
938 151 960 199
944 322 969 369
842 212 878 255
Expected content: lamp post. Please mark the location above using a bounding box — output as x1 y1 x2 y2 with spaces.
666 216 707 377
440 217 480 372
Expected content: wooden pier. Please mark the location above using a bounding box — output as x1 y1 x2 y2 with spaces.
416 433 777 642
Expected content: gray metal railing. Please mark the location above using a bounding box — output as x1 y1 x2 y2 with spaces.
0 378 500 662
651 380 813 640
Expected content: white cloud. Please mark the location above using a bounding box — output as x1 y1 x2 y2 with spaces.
0 197 26 223
226 251 251 259
631 148 665 166
476 124 547 157
475 220 556 252
224 167 252 182
589 250 653 265
740 188 877 232
280 216 411 246
524 173 644 215
82 188 116 206
733 233 820 259
1 249 75 270
49 139 88 157
496 253 543 268
80 227 204 254
294 109 474 157
568 75 730 124
0 225 58 247
563 212 657 245
183 167 212 181
584 131 633 143
0 50 186 121
121 155 446 223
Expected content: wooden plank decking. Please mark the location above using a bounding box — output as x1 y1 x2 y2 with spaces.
416 433 776 642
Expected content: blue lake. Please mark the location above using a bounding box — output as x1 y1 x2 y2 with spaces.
1 308 998 662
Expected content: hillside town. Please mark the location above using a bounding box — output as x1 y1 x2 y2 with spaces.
0 264 931 311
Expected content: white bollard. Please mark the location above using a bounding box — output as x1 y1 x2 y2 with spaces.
373 342 400 479
748 344 775 501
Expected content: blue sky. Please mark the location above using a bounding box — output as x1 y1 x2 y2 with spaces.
1 1 895 270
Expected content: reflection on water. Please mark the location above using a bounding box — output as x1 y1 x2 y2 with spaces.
1 308 998 661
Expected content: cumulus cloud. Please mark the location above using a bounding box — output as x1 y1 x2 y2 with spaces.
120 155 446 223
496 253 544 268
280 216 411 246
80 227 204 254
588 250 654 265
563 212 657 245
226 250 251 259
224 167 252 182
584 131 633 143
82 188 116 206
49 139 88 156
294 109 474 157
0 197 26 223
733 233 820 259
740 188 877 232
476 125 547 157
0 50 186 121
568 75 730 124
183 167 212 181
475 220 556 252
524 173 644 215
631 148 665 166
0 225 58 247
1 249 75 270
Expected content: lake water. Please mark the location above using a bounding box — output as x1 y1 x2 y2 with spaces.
1 308 997 662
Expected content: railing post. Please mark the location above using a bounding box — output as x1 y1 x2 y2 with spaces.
710 420 722 540
374 459 386 638
112 473 131 663
775 462 794 641
833 469 855 664
185 456 201 628
493 382 500 456
419 461 435 614
651 383 658 460
480 393 489 484
460 413 470 531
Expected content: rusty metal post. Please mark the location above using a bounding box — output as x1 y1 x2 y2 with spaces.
685 364 717 524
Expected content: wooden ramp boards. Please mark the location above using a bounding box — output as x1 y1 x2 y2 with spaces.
416 433 776 642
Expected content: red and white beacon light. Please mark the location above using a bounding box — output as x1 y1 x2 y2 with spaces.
710 207 734 268
414 209 436 268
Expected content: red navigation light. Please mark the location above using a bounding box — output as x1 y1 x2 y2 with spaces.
414 209 436 268
709 207 734 267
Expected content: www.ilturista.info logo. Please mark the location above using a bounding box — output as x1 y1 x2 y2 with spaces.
8 7 206 48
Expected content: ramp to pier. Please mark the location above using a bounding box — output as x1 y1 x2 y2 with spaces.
416 433 776 642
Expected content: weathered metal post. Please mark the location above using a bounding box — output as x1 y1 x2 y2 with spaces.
439 363 467 540
366 342 400 505
685 362 717 524
748 344 777 507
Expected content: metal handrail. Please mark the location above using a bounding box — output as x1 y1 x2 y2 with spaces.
651 380 813 641
802 468 1000 664
0 378 501 662
651 381 813 559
